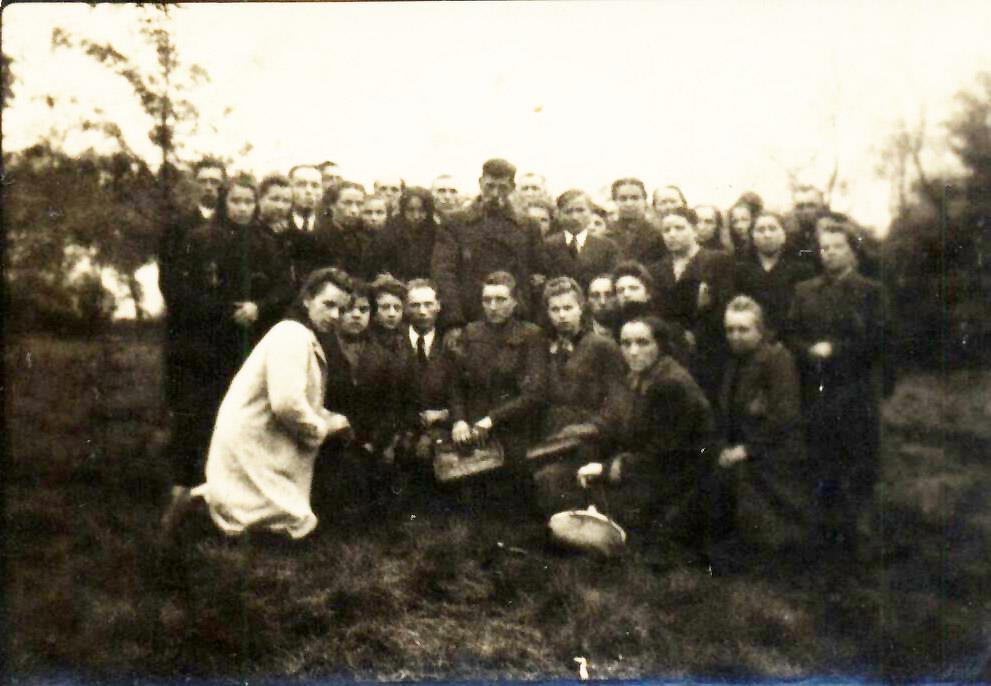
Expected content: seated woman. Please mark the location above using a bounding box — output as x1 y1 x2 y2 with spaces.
315 280 403 518
531 277 626 515
448 271 548 499
188 268 354 542
368 273 407 354
712 296 810 566
582 316 716 544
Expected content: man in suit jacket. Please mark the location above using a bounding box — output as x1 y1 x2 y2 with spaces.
431 159 544 328
542 190 621 290
606 177 667 264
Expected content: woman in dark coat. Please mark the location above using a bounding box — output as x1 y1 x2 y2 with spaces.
448 271 548 499
368 187 439 283
714 296 811 560
785 221 893 558
583 316 716 543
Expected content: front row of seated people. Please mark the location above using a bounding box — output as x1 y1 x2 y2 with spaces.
185 221 885 567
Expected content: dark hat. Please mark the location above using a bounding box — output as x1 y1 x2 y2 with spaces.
481 158 516 180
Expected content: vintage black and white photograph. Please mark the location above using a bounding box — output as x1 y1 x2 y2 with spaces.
3 0 990 682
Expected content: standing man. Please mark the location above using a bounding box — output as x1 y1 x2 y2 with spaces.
607 177 667 264
431 158 544 328
313 181 372 278
784 185 827 269
431 174 461 220
374 175 405 214
288 164 325 233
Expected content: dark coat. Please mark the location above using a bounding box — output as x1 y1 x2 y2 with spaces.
394 326 456 426
785 271 892 495
543 328 626 436
733 256 814 335
431 200 544 327
448 319 548 462
541 233 621 289
367 216 438 282
606 216 667 264
718 341 810 548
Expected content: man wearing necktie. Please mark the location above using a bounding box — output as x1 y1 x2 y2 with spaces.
540 190 620 291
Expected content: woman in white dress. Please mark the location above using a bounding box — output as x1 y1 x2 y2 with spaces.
190 267 354 541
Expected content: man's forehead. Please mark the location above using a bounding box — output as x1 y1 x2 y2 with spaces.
481 174 514 184
376 177 402 188
408 287 438 302
292 167 321 182
432 177 458 191
338 188 365 202
615 184 644 197
197 167 224 180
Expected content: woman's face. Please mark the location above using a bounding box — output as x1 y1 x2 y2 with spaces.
818 230 856 275
481 284 516 326
559 195 591 234
729 206 752 240
303 282 350 333
620 321 660 373
546 291 583 338
403 195 428 226
695 206 719 244
340 296 371 337
752 215 787 257
527 206 552 236
614 275 649 306
660 214 697 256
375 293 404 330
226 184 257 226
653 187 686 214
588 213 608 237
725 309 763 356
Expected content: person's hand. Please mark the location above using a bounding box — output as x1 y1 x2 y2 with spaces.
323 412 351 436
684 330 697 350
472 416 493 443
608 454 631 484
576 462 604 489
452 421 472 445
556 423 598 440
810 341 833 359
233 301 259 326
697 282 711 310
718 444 748 468
420 409 449 427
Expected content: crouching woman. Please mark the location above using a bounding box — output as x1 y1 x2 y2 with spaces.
192 268 354 542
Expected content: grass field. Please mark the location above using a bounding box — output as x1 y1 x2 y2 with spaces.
5 331 991 681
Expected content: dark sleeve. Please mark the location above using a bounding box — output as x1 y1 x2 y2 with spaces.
488 328 548 426
446 329 468 424
431 224 465 327
254 232 295 326
742 348 802 459
833 280 892 371
784 282 816 361
647 376 716 457
171 229 230 324
158 211 191 310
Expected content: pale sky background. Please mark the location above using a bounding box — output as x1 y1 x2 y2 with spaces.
4 1 990 316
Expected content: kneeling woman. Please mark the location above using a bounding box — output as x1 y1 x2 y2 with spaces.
714 296 810 563
193 268 353 541
587 316 716 541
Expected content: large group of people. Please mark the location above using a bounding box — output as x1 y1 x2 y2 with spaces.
159 155 893 570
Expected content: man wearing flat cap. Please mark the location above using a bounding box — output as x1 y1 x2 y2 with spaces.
431 158 544 329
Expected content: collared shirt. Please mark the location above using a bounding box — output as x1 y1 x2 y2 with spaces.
591 319 613 339
198 205 215 221
564 229 589 254
293 211 316 233
548 336 575 356
671 244 700 281
409 328 436 357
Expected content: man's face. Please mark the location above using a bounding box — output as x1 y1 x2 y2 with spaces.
560 195 591 234
195 167 225 208
479 174 515 207
334 188 365 228
431 177 460 213
291 167 323 211
404 195 429 226
481 283 516 325
793 189 823 229
752 215 787 257
588 278 617 321
547 291 583 338
653 187 684 215
375 293 404 331
362 197 389 230
660 214 697 257
374 178 403 212
614 184 646 221
729 205 753 242
340 296 371 337
725 309 763 356
406 286 441 334
518 174 545 202
320 168 342 194
614 275 649 306
259 184 292 224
